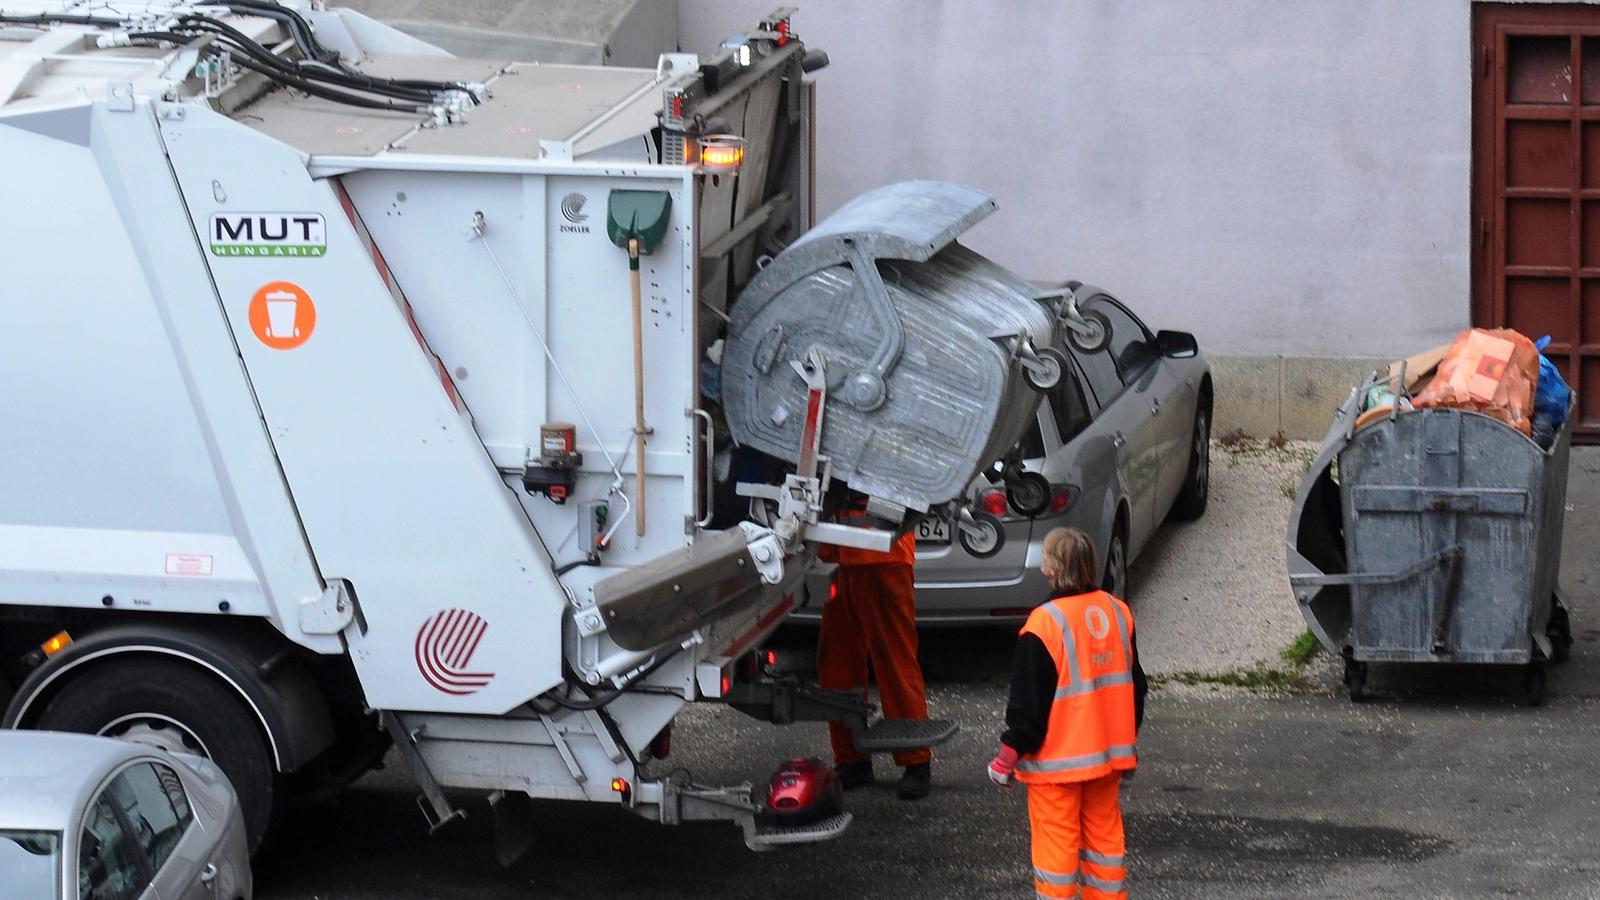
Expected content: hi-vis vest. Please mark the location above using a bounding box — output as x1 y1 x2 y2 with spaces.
1015 590 1138 784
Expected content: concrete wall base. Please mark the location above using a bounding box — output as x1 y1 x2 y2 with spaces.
1210 354 1389 441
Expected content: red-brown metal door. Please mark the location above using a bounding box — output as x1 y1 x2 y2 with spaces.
1474 4 1600 441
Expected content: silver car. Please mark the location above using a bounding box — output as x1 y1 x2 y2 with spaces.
794 287 1211 625
909 287 1212 622
0 732 251 900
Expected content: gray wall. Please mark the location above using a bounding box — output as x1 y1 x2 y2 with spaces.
678 1 1475 364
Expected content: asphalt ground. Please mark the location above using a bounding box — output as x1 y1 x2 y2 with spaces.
256 448 1600 899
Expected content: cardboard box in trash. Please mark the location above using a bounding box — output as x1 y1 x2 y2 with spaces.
1385 328 1539 435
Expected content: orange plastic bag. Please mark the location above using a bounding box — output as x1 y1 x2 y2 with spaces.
1413 328 1539 434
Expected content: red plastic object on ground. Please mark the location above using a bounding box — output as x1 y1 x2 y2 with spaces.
765 757 844 827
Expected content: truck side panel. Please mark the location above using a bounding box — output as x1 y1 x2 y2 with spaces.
0 102 331 649
157 108 566 713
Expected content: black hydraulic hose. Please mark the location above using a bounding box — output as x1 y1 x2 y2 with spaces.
219 0 332 63
0 13 111 26
211 3 468 98
540 646 689 712
211 48 424 113
176 16 441 105
12 8 471 112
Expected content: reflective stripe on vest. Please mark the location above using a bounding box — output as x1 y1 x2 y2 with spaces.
1015 743 1137 774
1016 591 1139 783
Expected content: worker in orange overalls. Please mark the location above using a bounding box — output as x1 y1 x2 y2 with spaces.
816 517 932 800
987 527 1147 899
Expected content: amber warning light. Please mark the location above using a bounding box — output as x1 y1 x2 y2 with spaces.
698 134 745 173
40 631 71 657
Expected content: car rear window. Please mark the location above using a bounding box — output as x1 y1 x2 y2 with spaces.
1 830 60 900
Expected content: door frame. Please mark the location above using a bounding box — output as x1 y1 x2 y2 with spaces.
1472 3 1600 440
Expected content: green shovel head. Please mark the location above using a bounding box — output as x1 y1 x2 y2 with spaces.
606 190 673 253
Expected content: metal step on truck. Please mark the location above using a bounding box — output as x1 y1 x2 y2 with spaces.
0 1 1074 858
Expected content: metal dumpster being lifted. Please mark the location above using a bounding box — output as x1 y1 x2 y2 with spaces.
1287 373 1575 704
722 180 1068 535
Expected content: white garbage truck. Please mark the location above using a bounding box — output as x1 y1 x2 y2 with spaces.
0 1 1080 856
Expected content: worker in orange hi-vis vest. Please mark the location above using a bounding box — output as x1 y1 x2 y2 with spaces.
816 516 932 800
987 527 1147 900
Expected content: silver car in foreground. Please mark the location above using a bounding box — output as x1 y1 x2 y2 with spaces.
794 287 1211 625
0 732 251 900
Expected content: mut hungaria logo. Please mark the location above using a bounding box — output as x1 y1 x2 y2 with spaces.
414 609 495 695
559 193 591 233
211 212 327 257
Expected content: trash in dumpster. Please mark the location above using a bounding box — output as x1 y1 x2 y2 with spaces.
1532 335 1572 449
1413 328 1540 435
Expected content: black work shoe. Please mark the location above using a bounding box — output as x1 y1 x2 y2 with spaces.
896 762 932 800
835 761 875 791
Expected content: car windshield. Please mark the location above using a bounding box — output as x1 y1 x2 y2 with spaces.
0 829 62 900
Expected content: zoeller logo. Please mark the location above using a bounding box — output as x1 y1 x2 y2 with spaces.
210 212 327 257
559 193 591 234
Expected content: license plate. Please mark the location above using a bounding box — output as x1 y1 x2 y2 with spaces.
915 516 951 543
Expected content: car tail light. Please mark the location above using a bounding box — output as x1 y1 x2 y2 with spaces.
979 489 1008 517
1048 485 1075 516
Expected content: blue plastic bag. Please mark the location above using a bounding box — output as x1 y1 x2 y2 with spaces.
1533 335 1571 428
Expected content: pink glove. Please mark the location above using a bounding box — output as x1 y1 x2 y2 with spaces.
987 744 1020 786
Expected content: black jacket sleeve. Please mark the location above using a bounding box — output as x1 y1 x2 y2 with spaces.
1000 632 1058 754
1001 629 1150 752
1131 630 1148 732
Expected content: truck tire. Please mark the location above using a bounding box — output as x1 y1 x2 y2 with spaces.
34 658 277 854
1170 407 1210 521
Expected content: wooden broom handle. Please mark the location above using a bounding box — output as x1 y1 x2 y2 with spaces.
630 238 647 536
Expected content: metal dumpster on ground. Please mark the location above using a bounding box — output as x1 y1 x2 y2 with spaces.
1287 373 1574 703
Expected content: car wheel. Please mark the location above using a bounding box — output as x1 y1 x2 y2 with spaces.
1171 406 1210 521
1023 348 1067 392
1102 529 1129 601
35 658 278 855
957 510 1006 559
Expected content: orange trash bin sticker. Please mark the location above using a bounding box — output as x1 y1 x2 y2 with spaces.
248 281 316 350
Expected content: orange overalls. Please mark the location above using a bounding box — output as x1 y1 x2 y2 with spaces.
1016 591 1138 900
816 529 930 767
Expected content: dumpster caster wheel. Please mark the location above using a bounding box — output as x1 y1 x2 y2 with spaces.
1548 596 1573 665
1023 348 1067 392
1343 657 1368 703
1005 472 1051 518
957 511 1005 559
1066 310 1112 354
1523 666 1547 707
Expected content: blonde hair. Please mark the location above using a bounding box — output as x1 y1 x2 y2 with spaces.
1042 527 1100 595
